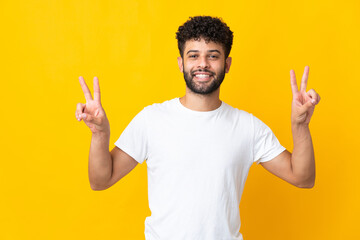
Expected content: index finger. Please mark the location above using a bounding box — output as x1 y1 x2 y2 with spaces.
290 69 298 95
300 66 309 92
79 76 93 101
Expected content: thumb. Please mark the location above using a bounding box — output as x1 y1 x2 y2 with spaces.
300 100 315 113
82 112 104 126
81 113 94 123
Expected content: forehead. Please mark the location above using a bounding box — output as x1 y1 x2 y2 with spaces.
184 38 225 54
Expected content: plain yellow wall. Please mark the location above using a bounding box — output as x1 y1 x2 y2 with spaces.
1 0 359 239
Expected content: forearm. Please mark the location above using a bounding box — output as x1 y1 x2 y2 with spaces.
291 124 315 187
88 131 112 190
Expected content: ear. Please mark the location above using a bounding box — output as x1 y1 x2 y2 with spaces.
225 57 232 73
177 56 184 73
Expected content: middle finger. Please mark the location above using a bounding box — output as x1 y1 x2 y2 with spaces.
300 66 309 92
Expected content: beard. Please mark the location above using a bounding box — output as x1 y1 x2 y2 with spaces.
183 67 226 95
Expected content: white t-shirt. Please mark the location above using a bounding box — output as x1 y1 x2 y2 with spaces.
115 98 286 240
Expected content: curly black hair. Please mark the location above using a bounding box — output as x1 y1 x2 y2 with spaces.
176 16 233 59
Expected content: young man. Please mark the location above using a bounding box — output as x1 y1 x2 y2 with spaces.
75 16 320 240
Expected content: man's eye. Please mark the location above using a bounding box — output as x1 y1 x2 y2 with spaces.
189 55 197 58
209 55 218 59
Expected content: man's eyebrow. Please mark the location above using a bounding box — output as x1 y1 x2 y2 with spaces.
208 50 221 54
186 50 199 54
186 49 221 55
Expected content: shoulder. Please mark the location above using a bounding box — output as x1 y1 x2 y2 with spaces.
221 101 253 120
146 98 177 108
223 102 266 123
143 98 179 114
221 103 272 133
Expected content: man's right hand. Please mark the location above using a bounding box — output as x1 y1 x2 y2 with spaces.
75 76 110 134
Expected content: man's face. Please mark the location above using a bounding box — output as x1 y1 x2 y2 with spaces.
177 38 232 95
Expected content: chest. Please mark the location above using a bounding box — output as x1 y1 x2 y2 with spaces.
146 113 252 175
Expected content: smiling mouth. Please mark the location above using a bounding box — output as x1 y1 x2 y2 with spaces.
192 70 214 79
194 73 212 78
193 74 213 82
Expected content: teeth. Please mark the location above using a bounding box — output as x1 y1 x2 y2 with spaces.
195 74 209 78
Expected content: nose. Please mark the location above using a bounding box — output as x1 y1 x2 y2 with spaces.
197 56 210 69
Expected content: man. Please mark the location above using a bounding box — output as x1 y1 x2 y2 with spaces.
75 16 320 240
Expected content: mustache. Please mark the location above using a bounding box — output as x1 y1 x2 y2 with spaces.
191 69 215 75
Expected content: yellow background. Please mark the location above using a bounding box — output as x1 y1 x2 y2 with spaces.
1 0 359 239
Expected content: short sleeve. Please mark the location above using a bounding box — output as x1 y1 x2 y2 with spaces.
251 114 286 165
114 107 149 164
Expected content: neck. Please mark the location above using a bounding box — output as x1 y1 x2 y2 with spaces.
179 88 221 112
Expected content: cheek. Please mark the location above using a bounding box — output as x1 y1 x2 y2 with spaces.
213 64 223 73
183 63 193 73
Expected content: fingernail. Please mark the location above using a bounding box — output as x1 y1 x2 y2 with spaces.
311 99 315 104
82 113 86 118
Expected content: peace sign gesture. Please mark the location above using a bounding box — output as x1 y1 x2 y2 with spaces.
75 76 110 134
290 66 321 126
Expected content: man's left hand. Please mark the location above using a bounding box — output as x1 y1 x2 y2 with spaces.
290 66 321 126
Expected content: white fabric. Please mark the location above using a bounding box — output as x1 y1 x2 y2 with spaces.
115 98 286 240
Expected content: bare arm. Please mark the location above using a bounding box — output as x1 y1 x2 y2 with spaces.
87 132 139 190
261 126 315 188
88 132 112 190
88 136 139 190
75 76 138 190
290 124 315 188
261 66 320 188
289 66 320 187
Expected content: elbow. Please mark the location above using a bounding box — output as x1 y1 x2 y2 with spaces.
90 182 109 191
91 185 106 191
89 175 112 191
293 169 315 189
297 182 315 189
296 177 315 189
